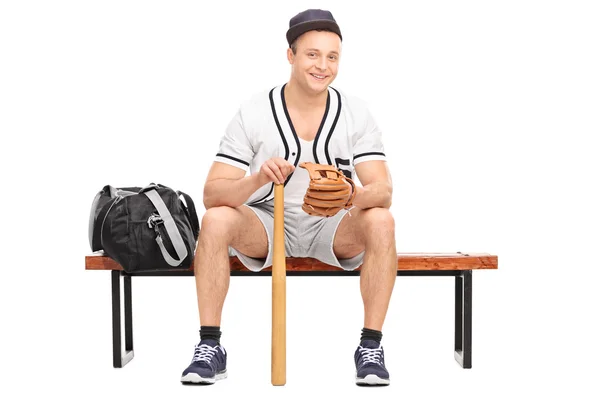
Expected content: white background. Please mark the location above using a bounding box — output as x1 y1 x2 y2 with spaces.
1 0 599 398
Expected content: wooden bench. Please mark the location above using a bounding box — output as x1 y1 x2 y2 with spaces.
85 251 498 369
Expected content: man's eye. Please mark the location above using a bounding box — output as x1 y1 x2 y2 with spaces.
308 53 316 57
329 55 338 60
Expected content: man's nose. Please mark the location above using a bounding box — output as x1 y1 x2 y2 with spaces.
316 56 327 71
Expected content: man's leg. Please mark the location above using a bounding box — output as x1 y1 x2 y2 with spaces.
181 205 269 384
194 205 269 326
333 207 396 386
333 207 397 331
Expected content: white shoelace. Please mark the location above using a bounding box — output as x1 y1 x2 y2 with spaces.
192 344 218 363
359 346 383 365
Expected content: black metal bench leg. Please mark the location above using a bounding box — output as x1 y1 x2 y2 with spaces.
111 270 134 367
454 270 472 368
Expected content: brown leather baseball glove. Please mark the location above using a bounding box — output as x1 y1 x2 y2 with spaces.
299 162 356 217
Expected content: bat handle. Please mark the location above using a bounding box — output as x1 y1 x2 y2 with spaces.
272 183 286 385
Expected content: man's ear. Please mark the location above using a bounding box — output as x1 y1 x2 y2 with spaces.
287 47 294 65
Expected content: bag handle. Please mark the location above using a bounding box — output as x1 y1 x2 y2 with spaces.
143 189 188 267
177 190 199 238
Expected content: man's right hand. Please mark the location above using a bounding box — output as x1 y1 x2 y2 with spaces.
257 157 296 185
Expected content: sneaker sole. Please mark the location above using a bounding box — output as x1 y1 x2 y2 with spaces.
181 370 228 385
355 374 390 386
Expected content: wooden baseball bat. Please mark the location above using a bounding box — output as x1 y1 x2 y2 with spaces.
271 183 286 386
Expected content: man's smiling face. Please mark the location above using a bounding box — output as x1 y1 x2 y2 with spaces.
288 30 341 94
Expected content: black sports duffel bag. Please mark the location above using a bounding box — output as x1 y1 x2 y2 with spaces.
89 183 200 273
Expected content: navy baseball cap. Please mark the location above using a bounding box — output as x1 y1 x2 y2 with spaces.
286 9 342 46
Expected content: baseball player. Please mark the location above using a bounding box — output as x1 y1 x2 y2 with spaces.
181 9 397 386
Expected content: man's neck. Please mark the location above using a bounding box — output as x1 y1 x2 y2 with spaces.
285 78 328 112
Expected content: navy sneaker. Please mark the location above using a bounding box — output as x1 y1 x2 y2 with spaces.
354 340 390 386
181 339 227 384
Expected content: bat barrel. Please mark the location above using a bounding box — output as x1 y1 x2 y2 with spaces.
272 183 286 386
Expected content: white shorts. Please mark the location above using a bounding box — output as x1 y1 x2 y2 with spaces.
228 200 364 272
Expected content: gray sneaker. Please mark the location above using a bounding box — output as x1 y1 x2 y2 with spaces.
181 339 227 384
354 340 390 386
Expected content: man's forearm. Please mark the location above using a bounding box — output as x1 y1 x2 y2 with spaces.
352 181 393 209
203 173 265 209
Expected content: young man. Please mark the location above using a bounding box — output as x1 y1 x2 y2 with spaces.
181 9 397 386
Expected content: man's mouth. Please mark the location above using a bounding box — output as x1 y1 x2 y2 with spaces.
310 73 327 81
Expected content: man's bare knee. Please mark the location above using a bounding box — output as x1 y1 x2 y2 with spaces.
199 206 238 244
199 206 268 258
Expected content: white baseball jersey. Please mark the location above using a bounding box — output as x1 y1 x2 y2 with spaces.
214 83 387 206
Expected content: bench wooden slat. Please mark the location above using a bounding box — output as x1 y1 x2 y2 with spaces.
85 251 497 271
